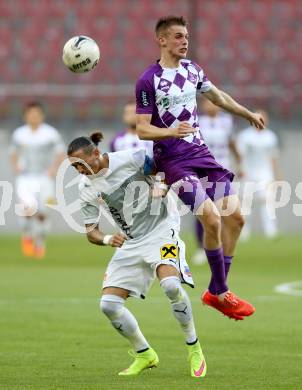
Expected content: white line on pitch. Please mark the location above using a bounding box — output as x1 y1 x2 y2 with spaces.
274 281 302 297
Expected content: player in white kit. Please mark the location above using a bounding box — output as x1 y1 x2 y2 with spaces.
67 132 206 378
10 102 65 258
192 99 242 265
237 109 281 239
110 102 153 156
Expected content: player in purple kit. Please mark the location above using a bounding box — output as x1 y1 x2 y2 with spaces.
135 16 263 320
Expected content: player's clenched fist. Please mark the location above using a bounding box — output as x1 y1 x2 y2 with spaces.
109 233 127 247
170 122 196 138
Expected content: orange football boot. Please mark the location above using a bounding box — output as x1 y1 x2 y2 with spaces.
201 290 255 320
34 245 46 259
21 236 35 257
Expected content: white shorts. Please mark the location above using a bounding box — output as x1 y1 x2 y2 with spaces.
102 224 193 299
16 174 55 215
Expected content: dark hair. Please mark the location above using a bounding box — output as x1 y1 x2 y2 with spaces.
155 15 187 36
23 101 44 113
67 131 103 156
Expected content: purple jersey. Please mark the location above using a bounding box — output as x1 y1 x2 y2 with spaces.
136 59 213 158
136 59 235 209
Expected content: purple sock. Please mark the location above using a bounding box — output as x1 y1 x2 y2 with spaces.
208 255 234 294
224 256 233 280
205 248 228 295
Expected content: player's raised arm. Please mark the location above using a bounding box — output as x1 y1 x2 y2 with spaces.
85 224 127 248
203 85 265 129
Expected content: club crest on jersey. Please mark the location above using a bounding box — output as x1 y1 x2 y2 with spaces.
187 70 197 84
160 96 170 109
160 244 179 260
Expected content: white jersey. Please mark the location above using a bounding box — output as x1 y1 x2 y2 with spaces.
110 129 153 157
237 127 279 181
79 149 180 242
198 112 234 169
10 123 64 174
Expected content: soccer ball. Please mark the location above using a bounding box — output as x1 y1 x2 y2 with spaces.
62 36 100 73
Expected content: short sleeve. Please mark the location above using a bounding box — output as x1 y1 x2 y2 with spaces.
197 69 213 94
132 148 147 169
81 200 100 225
225 115 234 139
52 130 65 154
135 77 155 114
109 138 116 152
236 131 247 154
79 178 101 224
270 132 279 158
9 132 19 154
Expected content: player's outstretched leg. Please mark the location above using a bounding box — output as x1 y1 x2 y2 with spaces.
159 273 206 378
100 292 159 376
187 184 255 321
202 195 255 320
20 216 35 257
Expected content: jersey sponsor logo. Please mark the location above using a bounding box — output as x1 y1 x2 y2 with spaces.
159 92 195 110
160 244 179 260
109 206 133 238
141 90 150 107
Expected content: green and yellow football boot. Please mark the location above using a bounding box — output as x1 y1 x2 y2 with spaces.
118 348 159 376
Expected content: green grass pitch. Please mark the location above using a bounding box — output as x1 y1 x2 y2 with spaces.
0 234 302 389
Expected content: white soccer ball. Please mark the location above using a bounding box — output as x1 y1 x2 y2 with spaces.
62 36 100 73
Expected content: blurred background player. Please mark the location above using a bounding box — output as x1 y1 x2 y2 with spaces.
192 98 242 265
237 109 281 239
110 102 153 155
10 102 65 258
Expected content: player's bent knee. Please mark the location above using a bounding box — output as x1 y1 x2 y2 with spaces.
228 212 245 230
204 214 221 236
100 295 125 319
160 276 182 302
236 213 245 229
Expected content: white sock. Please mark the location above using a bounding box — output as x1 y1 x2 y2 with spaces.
19 217 33 238
33 218 48 247
100 294 149 352
160 276 197 344
261 204 278 238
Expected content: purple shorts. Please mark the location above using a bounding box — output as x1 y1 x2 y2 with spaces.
154 143 235 212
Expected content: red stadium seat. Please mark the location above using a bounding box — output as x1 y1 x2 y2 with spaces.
0 0 300 120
